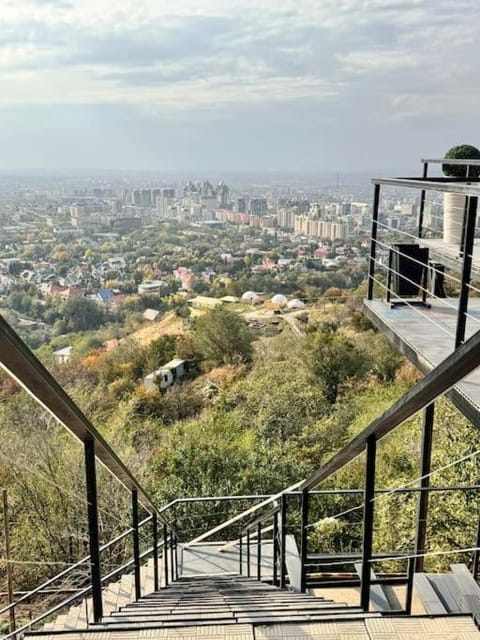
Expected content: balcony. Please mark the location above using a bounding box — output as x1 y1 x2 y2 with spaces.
363 158 480 424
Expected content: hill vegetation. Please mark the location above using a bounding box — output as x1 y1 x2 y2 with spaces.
0 295 478 601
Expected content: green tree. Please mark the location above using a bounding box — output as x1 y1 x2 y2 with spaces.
192 307 253 368
305 327 369 404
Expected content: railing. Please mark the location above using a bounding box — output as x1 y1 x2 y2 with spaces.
0 517 158 640
0 315 178 632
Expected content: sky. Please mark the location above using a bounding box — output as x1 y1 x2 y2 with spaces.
1 0 479 172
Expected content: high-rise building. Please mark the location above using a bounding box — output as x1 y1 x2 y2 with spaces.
250 198 268 216
237 198 247 213
217 182 230 208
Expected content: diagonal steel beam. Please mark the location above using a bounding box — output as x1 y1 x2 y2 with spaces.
300 327 480 491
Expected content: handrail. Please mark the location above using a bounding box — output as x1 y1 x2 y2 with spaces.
1 546 156 640
300 326 480 491
371 177 480 196
421 158 480 166
0 314 156 512
0 515 153 617
185 481 304 546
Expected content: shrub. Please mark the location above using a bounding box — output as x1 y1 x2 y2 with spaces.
443 144 480 178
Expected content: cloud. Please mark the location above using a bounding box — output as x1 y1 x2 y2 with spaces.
0 0 479 170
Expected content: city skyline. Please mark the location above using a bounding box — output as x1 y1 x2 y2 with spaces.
1 0 479 171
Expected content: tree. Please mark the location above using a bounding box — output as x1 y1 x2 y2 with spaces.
192 307 253 368
59 297 105 333
305 327 369 403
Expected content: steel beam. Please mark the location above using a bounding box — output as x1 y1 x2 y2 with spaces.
367 184 381 300
246 529 251 577
0 316 156 512
300 489 309 593
239 530 243 575
300 327 480 491
360 435 377 612
280 493 287 589
257 522 262 581
456 196 478 348
132 489 141 601
273 513 279 586
417 162 428 238
84 439 103 622
163 524 169 587
152 513 159 592
414 403 434 573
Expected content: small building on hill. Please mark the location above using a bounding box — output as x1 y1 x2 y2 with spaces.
144 358 188 391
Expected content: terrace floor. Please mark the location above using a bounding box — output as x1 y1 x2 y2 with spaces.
363 297 480 424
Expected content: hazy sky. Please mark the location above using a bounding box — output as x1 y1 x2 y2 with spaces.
1 0 479 172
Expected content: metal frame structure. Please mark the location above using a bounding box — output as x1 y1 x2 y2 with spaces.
0 315 174 626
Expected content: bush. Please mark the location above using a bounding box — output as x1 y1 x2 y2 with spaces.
443 144 480 178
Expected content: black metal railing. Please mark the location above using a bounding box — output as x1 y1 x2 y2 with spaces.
0 315 179 632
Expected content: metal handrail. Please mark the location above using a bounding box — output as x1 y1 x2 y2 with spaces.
300 326 480 491
371 177 480 196
0 515 153 617
1 546 157 640
421 158 480 166
0 315 156 512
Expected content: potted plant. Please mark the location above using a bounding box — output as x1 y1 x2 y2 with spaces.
442 144 480 244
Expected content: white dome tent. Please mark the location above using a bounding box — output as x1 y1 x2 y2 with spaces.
271 294 288 307
241 291 258 303
287 298 306 309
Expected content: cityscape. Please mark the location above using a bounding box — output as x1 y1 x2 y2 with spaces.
2 1 480 639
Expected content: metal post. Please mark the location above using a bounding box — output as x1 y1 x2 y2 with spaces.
367 184 381 300
152 513 159 592
300 489 309 593
418 162 428 238
246 529 251 577
280 493 287 589
239 530 243 575
405 556 416 614
163 524 169 587
131 489 141 601
273 512 279 586
257 522 262 581
414 403 434 573
169 530 175 583
472 505 480 580
84 439 103 622
360 435 377 612
456 196 478 348
174 532 179 580
2 490 16 635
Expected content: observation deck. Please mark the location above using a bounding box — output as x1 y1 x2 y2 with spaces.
364 158 480 425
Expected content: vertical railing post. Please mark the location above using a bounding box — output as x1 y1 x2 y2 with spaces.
239 530 243 575
273 512 279 586
405 556 416 615
174 529 179 580
84 439 103 622
257 522 262 581
152 512 159 592
300 489 309 593
360 435 377 612
472 505 480 580
367 183 381 300
163 523 169 587
456 196 478 348
2 489 16 635
169 530 175 583
280 493 287 589
418 162 428 238
414 403 434 573
131 489 141 601
246 529 251 577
